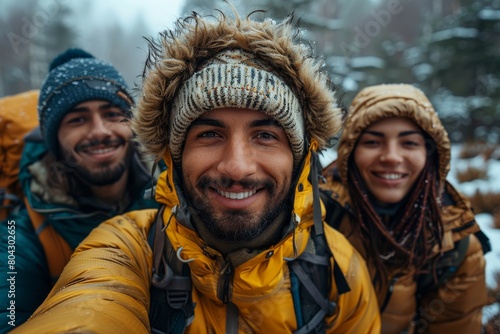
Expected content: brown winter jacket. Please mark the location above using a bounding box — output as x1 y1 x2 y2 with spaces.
321 84 488 334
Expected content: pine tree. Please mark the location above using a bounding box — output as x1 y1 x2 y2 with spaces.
422 0 500 142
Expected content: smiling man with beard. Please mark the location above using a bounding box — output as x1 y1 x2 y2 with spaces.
0 48 158 332
55 99 136 202
10 7 380 334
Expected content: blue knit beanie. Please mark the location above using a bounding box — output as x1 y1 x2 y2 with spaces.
38 48 133 156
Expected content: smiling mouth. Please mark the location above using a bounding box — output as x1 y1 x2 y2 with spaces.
374 173 405 180
84 146 118 155
77 138 124 155
216 189 257 199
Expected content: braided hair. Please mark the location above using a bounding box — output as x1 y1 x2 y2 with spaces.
347 143 444 287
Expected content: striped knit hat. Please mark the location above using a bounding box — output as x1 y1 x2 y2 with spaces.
169 49 304 163
132 11 343 168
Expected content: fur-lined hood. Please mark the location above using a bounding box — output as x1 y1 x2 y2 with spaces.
337 84 451 187
132 8 343 161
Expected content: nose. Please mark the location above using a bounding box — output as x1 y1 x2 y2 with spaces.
379 142 403 164
88 114 112 138
216 139 257 181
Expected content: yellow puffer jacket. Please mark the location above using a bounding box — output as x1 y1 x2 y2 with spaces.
321 84 487 334
12 150 381 333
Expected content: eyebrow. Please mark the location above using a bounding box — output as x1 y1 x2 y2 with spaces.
190 117 282 129
363 130 424 137
190 118 223 128
250 118 282 128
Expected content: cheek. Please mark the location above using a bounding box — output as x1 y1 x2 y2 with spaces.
114 123 133 139
57 130 77 151
182 148 216 181
57 128 67 146
266 152 294 183
409 150 427 174
353 148 370 171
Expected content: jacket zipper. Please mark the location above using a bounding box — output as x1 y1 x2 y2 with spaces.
219 261 234 303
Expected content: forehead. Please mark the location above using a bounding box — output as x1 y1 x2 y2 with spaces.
364 117 421 133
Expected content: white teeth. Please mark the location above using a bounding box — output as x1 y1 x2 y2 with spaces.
378 173 403 180
88 147 115 154
218 190 256 199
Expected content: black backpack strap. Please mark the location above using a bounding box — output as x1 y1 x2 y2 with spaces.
417 235 470 296
148 205 195 334
290 261 332 334
417 225 491 298
311 151 326 236
474 229 491 254
319 189 346 230
288 227 350 334
289 248 332 333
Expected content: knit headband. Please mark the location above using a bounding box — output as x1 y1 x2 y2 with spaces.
169 49 305 164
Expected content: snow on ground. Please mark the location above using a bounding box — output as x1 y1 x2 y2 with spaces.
476 214 500 288
447 144 500 323
448 144 500 290
448 145 500 196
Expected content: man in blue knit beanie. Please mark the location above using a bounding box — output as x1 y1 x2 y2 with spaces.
38 48 133 158
0 48 158 332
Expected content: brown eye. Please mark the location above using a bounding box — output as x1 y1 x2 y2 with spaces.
200 131 219 138
66 116 85 124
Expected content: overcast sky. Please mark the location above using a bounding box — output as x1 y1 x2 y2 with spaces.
72 0 186 34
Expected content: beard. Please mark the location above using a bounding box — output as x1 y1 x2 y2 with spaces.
73 160 128 186
185 175 293 242
62 138 134 187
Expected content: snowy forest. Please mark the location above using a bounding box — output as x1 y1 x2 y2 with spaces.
1 0 500 331
1 0 500 143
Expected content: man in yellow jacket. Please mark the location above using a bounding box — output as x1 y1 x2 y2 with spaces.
12 6 381 334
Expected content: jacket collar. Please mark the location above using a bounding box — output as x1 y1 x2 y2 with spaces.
27 147 152 214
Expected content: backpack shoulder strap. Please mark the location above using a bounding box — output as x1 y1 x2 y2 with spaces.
148 205 351 334
473 229 491 255
288 226 350 334
319 188 346 230
25 198 72 283
417 235 470 295
418 227 490 296
416 181 492 295
148 205 195 334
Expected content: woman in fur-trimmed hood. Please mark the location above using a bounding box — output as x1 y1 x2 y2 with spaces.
11 7 381 334
321 83 489 334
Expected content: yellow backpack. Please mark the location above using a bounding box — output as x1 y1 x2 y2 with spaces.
0 90 72 280
0 90 39 220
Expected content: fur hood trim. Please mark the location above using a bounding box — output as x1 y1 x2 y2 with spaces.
132 8 343 160
337 84 451 186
